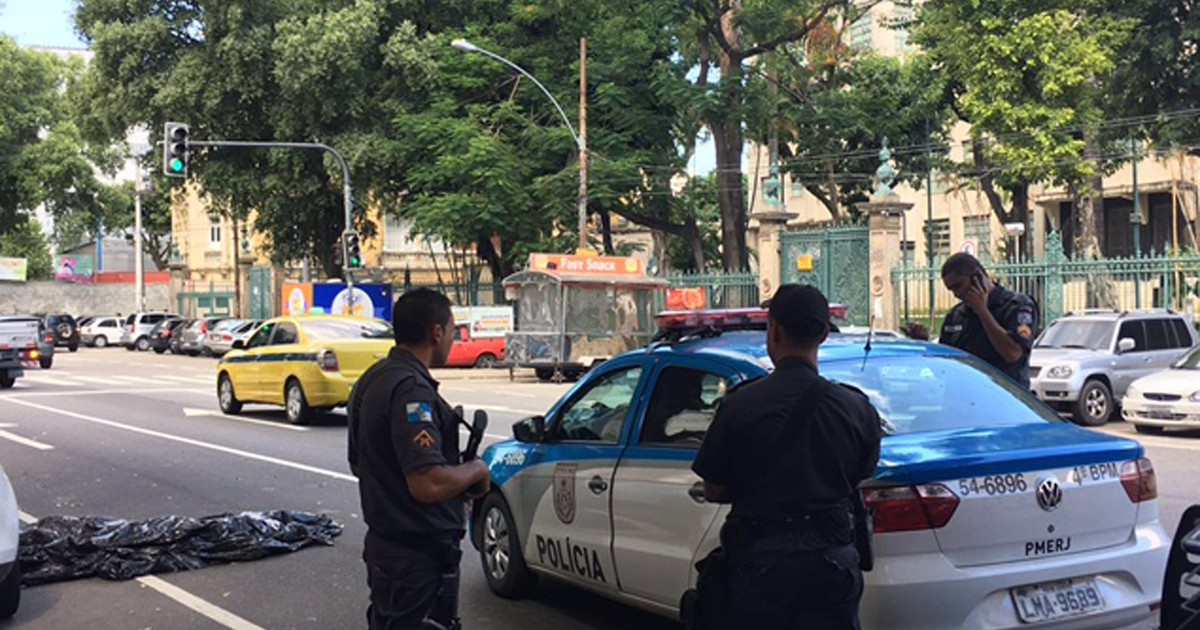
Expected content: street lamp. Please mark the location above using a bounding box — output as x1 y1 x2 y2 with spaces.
452 38 590 251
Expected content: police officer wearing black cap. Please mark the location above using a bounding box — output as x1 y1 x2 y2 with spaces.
348 288 491 629
692 284 883 629
906 253 1038 389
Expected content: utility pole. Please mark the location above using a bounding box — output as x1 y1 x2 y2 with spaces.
578 37 589 252
926 118 935 329
1131 136 1142 308
133 157 145 312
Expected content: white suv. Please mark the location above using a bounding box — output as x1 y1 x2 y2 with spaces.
1030 309 1198 425
121 312 181 352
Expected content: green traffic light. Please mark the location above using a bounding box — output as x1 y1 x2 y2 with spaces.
169 158 185 173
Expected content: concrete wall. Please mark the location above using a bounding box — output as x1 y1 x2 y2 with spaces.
0 281 171 316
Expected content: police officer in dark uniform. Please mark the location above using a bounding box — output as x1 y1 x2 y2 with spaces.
693 284 882 629
920 253 1039 389
348 289 491 630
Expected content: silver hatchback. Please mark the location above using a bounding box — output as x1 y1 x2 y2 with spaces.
1030 309 1198 425
121 312 182 352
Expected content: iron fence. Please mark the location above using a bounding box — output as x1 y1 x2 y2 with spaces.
893 231 1200 333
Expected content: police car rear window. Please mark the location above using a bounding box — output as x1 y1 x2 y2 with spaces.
822 355 1062 435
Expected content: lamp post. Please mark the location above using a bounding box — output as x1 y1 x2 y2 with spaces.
452 38 590 251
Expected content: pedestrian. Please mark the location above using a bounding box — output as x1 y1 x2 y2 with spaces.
904 253 1038 389
348 288 491 630
692 284 882 629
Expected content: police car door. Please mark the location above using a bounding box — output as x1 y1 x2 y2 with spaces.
610 358 737 608
523 360 648 593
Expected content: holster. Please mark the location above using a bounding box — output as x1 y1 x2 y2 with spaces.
852 492 874 572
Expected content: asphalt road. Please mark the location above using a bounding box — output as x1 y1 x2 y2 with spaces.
0 348 1192 629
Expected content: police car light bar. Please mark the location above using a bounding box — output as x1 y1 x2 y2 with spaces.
653 308 769 332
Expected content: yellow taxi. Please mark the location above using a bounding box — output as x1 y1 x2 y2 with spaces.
216 316 393 424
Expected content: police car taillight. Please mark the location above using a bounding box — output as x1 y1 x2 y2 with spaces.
317 349 339 372
1120 458 1157 503
653 308 769 332
862 484 959 533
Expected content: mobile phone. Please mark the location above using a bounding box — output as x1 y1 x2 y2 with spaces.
972 271 985 291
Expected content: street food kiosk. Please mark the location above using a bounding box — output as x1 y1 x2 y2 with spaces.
503 253 667 381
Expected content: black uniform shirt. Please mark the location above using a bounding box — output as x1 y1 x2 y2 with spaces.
938 284 1038 388
348 347 463 540
692 359 882 522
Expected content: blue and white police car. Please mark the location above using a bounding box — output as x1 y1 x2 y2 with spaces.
471 309 1167 629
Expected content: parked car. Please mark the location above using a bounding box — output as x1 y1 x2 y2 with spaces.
121 312 182 351
0 460 21 618
42 313 80 352
80 316 123 348
0 316 43 387
1121 343 1200 434
472 310 1167 630
148 318 187 354
177 317 228 356
1029 309 1198 425
34 321 55 369
216 316 392 424
205 319 261 357
447 324 505 368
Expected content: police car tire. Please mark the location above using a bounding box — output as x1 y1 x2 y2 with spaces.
479 493 536 599
0 560 20 618
1072 380 1112 426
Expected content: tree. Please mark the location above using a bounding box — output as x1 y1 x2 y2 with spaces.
749 50 950 222
0 37 65 235
0 216 53 280
679 0 880 270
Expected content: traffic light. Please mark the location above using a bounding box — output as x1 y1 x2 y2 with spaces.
343 231 363 268
162 122 190 177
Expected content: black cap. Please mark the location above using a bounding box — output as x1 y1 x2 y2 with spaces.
765 284 830 340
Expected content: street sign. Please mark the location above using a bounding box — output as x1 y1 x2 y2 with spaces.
958 239 978 257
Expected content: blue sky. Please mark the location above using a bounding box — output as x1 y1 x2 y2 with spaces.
1 0 86 48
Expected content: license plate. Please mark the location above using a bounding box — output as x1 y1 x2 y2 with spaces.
1012 578 1105 623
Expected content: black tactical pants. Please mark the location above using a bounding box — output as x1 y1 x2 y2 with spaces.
364 532 452 630
727 542 863 630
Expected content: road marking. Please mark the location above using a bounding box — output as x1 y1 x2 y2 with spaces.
20 376 87 387
74 376 123 385
465 404 545 416
111 375 167 384
18 511 35 525
0 397 357 483
182 408 309 432
160 375 214 384
0 388 210 398
0 428 53 450
137 575 267 630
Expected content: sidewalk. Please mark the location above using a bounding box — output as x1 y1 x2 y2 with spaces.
429 367 539 382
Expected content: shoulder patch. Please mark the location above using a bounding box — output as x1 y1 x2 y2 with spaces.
1017 325 1033 339
1017 310 1034 326
406 401 433 424
412 429 435 448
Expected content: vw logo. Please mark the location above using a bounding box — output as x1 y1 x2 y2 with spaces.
1036 477 1063 512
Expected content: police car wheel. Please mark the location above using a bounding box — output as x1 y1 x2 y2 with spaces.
479 493 535 598
1072 380 1112 426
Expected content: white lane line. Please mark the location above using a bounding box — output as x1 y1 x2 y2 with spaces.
18 511 35 525
182 408 308 432
111 376 166 384
20 376 87 387
0 397 357 483
74 376 123 385
160 375 214 384
137 576 267 630
0 388 210 398
0 429 53 450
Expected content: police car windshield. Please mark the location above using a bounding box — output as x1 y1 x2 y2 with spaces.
300 319 391 340
821 355 1063 435
1034 320 1113 350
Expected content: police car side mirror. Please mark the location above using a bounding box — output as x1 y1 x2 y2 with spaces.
513 415 545 443
1118 338 1136 354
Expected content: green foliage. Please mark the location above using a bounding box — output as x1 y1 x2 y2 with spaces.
914 0 1134 191
0 216 53 280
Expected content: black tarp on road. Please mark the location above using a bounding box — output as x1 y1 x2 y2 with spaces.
18 510 342 586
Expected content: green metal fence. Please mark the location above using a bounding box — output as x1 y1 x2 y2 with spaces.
893 231 1200 332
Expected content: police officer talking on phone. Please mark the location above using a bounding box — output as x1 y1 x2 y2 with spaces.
907 253 1038 389
348 289 491 629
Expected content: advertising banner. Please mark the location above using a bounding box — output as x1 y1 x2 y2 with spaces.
0 257 27 282
528 253 644 276
55 255 95 283
281 283 393 321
